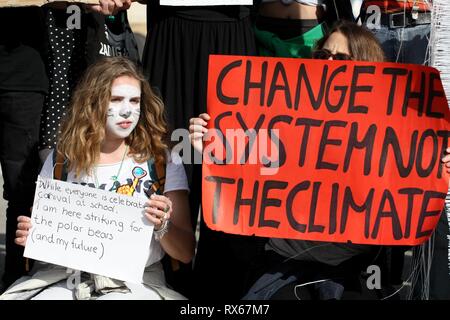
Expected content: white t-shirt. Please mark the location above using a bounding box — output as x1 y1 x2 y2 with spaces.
40 150 189 266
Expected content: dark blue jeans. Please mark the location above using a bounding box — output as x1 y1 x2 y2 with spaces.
0 90 44 286
364 19 431 64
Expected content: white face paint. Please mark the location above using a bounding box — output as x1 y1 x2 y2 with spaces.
105 83 141 140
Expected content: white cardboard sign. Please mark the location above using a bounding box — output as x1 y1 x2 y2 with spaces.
24 176 153 284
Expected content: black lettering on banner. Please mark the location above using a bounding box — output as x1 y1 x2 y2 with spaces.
343 122 377 175
325 65 348 113
296 118 323 167
329 183 339 235
259 181 287 229
244 60 268 106
416 191 447 238
265 115 293 168
426 72 445 119
217 60 242 105
416 129 438 178
383 67 408 116
340 187 374 238
402 71 426 117
308 182 325 233
398 188 423 238
205 176 235 224
236 112 265 164
286 181 310 233
267 62 292 109
294 64 327 110
316 120 348 170
371 190 403 240
348 65 375 114
209 111 233 164
235 179 259 226
379 127 418 177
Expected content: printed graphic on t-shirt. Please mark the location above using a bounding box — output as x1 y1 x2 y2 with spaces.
72 165 158 199
115 166 147 196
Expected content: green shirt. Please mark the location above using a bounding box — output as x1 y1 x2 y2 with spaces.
254 22 327 58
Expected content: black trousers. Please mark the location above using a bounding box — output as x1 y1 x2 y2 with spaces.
0 90 44 287
143 11 260 299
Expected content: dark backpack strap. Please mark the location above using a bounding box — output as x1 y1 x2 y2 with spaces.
52 150 68 181
146 158 166 196
146 157 181 272
155 160 166 194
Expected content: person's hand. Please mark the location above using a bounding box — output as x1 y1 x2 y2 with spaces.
88 0 132 15
144 194 172 230
15 216 32 247
189 113 210 154
442 147 450 174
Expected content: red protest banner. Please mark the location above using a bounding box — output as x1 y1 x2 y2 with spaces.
203 54 450 246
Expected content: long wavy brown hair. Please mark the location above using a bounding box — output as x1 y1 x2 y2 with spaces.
57 57 168 177
315 21 385 62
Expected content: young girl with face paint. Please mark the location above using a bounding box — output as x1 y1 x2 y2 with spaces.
1 57 195 300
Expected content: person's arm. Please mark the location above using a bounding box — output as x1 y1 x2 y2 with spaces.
160 191 195 264
145 192 195 264
44 2 69 9
88 0 132 15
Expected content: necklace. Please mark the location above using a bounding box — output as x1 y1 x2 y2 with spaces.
93 145 129 190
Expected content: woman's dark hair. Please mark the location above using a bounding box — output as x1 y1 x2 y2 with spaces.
315 20 385 62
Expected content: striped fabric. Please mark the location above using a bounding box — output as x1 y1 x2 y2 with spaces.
363 0 432 13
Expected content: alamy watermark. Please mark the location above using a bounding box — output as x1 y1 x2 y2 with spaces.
365 5 382 30
171 128 281 176
366 264 381 290
66 5 81 30
292 264 381 299
66 268 81 289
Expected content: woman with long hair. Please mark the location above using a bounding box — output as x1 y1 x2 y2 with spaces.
190 21 449 300
1 57 195 300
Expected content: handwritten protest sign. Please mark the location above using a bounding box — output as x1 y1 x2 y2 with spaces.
0 0 97 7
24 176 153 283
203 55 450 246
161 0 252 5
